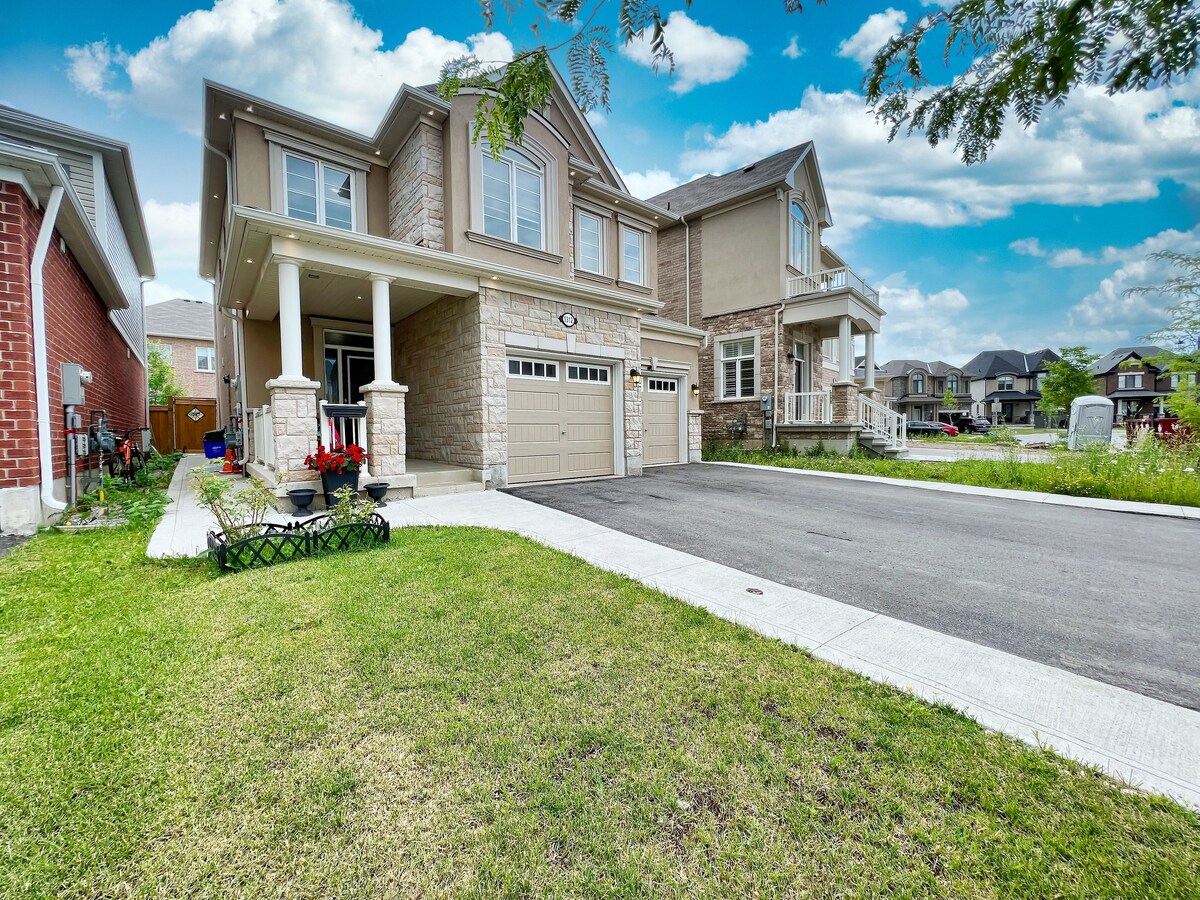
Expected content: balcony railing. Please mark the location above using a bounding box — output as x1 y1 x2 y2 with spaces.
786 266 879 305
783 391 832 425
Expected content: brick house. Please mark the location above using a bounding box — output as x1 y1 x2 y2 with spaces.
146 298 218 399
200 66 706 502
1087 345 1175 423
650 145 901 455
0 107 154 534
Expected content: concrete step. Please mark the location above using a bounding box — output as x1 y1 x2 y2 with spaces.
412 481 486 499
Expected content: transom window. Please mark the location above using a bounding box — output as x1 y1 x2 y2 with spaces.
483 146 544 249
997 375 1016 391
284 152 354 230
620 226 646 285
647 378 678 393
195 346 216 372
576 211 604 274
720 337 756 399
567 364 610 383
911 373 925 394
789 200 813 274
1118 373 1144 390
507 358 558 380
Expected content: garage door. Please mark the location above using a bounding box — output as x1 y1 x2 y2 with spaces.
507 358 615 483
643 376 681 465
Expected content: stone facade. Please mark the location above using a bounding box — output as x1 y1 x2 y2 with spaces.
268 379 321 486
831 381 859 423
362 383 408 477
388 122 445 251
656 220 702 326
687 410 703 463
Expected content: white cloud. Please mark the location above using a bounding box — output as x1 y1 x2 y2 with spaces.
837 8 907 68
874 278 1005 362
66 0 513 134
1009 237 1046 258
621 11 750 94
620 169 681 200
782 37 805 60
141 199 213 305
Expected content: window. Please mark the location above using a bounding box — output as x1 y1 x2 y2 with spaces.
195 346 216 372
151 342 172 362
789 200 812 274
997 375 1015 391
284 152 354 230
1036 372 1047 390
567 364 610 383
1118 373 1144 390
821 338 838 367
576 210 604 274
507 358 558 380
947 374 959 393
620 226 645 285
647 378 677 392
1170 373 1197 389
482 146 544 249
911 373 925 394
720 337 756 399
935 379 945 394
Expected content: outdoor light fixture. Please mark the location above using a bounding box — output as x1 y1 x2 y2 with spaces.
786 351 795 362
691 383 700 396
630 368 641 385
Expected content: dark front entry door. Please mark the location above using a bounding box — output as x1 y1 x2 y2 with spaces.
345 354 374 405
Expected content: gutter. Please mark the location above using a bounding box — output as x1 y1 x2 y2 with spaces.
31 184 67 513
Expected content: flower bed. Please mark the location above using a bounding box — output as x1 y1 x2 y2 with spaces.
207 514 391 572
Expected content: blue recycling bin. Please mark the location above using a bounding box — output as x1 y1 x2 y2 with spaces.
203 429 226 459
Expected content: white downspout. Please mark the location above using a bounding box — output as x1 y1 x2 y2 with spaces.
32 184 67 513
683 217 691 328
773 301 785 447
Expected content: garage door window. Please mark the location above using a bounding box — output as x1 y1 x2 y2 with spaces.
567 364 610 383
508 358 558 379
647 378 677 392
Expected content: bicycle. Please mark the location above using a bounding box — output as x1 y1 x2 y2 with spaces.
107 429 147 482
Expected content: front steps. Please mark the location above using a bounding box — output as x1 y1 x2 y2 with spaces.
858 431 908 458
408 459 486 499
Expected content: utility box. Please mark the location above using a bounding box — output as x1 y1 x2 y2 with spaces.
61 363 93 406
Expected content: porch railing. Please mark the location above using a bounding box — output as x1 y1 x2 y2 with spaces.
319 401 371 478
786 266 879 305
859 393 907 451
254 405 275 469
783 391 832 425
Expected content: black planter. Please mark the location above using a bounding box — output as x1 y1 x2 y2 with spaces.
320 470 360 507
364 482 389 507
308 513 391 555
207 523 311 572
287 488 317 517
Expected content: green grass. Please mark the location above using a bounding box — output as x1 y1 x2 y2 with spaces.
706 442 1200 508
1 520 1198 897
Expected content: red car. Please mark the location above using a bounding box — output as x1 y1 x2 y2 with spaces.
938 423 960 436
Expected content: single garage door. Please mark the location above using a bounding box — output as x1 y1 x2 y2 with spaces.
507 358 615 483
643 376 681 465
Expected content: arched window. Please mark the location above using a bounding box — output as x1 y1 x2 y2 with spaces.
482 145 544 249
912 373 925 394
947 374 959 393
997 374 1015 391
789 200 812 274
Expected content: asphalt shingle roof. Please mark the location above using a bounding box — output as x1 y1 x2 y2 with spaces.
145 298 215 341
1086 345 1167 375
649 143 813 217
962 349 1060 378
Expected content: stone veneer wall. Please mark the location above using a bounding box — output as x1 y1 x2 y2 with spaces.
655 220 702 326
388 122 445 250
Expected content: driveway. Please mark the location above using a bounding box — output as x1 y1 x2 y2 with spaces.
509 464 1200 710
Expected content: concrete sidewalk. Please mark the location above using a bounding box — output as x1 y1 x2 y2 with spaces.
148 465 1200 809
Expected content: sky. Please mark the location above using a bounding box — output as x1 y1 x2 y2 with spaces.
2 0 1196 365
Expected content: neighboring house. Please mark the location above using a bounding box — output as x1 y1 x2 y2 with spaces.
963 348 1060 426
650 144 898 454
1087 345 1176 423
876 359 972 421
146 298 218 399
199 66 705 501
0 107 154 534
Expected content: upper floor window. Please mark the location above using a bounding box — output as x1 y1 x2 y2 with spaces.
997 375 1015 391
789 200 812 274
720 336 756 399
1170 373 1197 389
151 342 172 362
1118 373 1144 390
284 152 353 230
195 346 216 373
911 373 925 394
1036 372 1047 390
621 225 646 285
577 210 604 274
482 146 544 249
947 374 959 393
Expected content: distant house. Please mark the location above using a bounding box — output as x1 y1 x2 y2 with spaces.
146 298 218 399
875 359 972 422
963 349 1060 426
0 106 154 534
1087 346 1174 423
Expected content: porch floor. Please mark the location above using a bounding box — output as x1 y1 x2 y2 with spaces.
406 458 485 498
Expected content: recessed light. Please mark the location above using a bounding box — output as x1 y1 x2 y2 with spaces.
491 275 498 281
212 194 219 199
246 105 254 112
569 171 575 176
356 295 362 300
287 233 297 239
245 258 253 263
427 109 435 115
614 199 620 204
218 113 227 120
374 150 381 156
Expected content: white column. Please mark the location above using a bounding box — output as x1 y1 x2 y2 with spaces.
278 258 304 380
863 330 876 390
369 274 395 386
837 315 853 383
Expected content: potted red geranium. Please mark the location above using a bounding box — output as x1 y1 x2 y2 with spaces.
304 443 368 506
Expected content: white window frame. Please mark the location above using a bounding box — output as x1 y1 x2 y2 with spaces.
566 364 610 384
789 198 813 274
507 357 560 380
647 377 678 393
1118 373 1144 390
997 374 1016 391
619 224 647 286
281 150 357 231
716 332 758 401
468 132 560 256
195 346 216 373
150 341 173 362
482 144 545 250
575 208 606 275
821 338 839 370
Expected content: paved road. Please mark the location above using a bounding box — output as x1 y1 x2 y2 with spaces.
509 464 1200 710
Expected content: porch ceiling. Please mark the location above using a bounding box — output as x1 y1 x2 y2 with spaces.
247 261 449 323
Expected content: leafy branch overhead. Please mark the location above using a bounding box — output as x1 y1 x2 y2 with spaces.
441 0 1198 163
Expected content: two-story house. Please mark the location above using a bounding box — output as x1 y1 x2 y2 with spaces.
146 298 218 399
650 144 899 455
0 107 154 534
1087 346 1175 423
962 348 1060 426
200 66 705 501
876 359 972 422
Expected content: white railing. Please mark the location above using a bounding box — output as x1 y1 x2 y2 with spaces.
784 391 832 425
859 393 907 450
255 405 275 469
786 266 880 305
319 400 371 478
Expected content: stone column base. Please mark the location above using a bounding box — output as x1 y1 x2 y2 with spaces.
831 382 860 426
267 377 321 488
362 381 409 478
859 386 882 402
688 410 704 463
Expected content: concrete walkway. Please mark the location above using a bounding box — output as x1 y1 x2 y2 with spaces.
148 458 1200 809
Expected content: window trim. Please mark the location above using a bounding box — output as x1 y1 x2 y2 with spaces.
619 224 647 286
788 197 813 274
575 208 607 275
646 377 678 393
566 363 611 384
996 374 1016 391
468 131 560 255
506 357 560 381
911 372 926 394
714 331 759 402
1118 373 1144 390
268 139 367 232
195 345 216 373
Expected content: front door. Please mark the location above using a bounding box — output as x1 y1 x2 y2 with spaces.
323 330 374 405
794 341 811 393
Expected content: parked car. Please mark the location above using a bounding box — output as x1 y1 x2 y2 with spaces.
939 423 960 437
906 421 946 436
961 417 992 433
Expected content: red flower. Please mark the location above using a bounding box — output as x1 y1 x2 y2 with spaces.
304 443 369 474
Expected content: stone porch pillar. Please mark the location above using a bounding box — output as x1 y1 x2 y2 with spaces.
362 383 408 478
831 381 860 426
267 378 321 487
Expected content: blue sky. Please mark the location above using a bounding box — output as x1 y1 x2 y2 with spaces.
3 0 1197 364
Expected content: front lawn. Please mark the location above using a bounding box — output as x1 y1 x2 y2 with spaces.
1 521 1198 896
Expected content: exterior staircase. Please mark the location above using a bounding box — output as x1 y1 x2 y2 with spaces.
856 394 908 458
409 459 486 498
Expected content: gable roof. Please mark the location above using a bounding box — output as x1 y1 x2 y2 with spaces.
146 298 215 341
649 143 827 222
1086 345 1167 375
877 359 965 378
962 349 1061 378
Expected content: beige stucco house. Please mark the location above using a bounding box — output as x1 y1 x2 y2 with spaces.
199 68 705 500
650 145 901 455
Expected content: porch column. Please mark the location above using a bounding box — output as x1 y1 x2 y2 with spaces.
862 330 876 390
369 274 396 386
277 258 304 380
837 315 853 383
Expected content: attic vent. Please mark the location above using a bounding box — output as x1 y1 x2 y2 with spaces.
743 164 756 172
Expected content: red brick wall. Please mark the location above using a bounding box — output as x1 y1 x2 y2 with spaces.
0 184 38 489
0 182 146 487
147 335 218 398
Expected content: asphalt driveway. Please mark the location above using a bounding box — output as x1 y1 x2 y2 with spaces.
509 463 1200 710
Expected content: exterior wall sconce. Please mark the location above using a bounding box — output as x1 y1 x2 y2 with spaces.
630 368 641 385
786 351 795 362
691 383 700 396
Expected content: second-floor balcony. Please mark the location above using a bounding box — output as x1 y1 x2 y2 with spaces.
787 266 879 305
780 265 883 338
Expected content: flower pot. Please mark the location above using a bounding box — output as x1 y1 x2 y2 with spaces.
320 470 359 507
287 488 317 517
364 482 389 507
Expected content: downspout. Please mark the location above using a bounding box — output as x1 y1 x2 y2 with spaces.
683 217 691 328
31 184 67 512
773 301 785 448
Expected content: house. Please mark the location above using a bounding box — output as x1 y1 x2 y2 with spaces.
199 66 706 501
0 107 154 534
962 348 1060 426
146 298 218 399
649 145 900 455
875 359 972 422
1087 345 1175 423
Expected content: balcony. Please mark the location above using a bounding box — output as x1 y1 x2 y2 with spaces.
781 266 882 336
786 266 879 305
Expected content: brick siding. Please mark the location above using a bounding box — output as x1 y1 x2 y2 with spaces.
656 220 701 326
147 335 219 398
